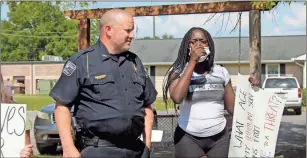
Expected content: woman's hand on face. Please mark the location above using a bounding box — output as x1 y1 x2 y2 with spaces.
189 45 205 63
20 144 33 158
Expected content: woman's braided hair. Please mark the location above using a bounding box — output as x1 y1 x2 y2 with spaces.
162 27 215 109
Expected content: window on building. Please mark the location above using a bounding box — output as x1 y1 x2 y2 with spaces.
266 64 280 77
13 76 25 85
36 79 40 90
144 66 150 76
145 66 155 86
12 76 25 94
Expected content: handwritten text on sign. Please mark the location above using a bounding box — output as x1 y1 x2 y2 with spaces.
228 74 285 158
1 104 27 158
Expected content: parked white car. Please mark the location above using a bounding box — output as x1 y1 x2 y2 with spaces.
262 76 302 115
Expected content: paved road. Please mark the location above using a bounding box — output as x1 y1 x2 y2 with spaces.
28 110 306 157
154 111 306 158
275 111 306 158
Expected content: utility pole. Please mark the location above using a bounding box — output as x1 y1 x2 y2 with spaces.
153 16 155 38
135 24 139 39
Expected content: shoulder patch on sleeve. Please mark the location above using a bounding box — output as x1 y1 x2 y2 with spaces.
63 61 77 76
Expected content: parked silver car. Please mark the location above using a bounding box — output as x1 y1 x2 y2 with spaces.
34 103 158 154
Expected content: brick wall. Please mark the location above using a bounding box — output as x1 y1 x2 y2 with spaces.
1 61 304 95
1 62 65 95
286 63 304 87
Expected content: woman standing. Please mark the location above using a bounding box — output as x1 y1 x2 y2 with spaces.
0 72 33 158
163 27 258 158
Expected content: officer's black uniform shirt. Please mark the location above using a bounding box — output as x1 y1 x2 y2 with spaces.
49 40 158 136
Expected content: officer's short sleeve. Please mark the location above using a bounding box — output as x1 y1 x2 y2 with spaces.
136 57 158 107
49 59 81 106
143 73 158 107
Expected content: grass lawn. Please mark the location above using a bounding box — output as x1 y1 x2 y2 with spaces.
13 94 172 111
34 155 61 158
13 94 306 112
14 95 55 111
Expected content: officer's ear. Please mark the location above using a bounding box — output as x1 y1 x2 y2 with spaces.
105 25 112 32
103 25 113 37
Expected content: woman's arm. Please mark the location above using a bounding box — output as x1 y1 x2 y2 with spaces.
25 130 31 145
20 130 33 158
169 61 197 104
21 117 33 158
169 43 206 104
224 80 235 115
221 67 235 115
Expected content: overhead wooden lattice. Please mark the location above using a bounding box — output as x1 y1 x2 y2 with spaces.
64 1 275 19
70 1 273 83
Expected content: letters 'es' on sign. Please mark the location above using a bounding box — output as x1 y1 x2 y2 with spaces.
1 104 27 158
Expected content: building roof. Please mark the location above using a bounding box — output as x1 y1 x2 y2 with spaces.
1 35 305 65
130 35 306 64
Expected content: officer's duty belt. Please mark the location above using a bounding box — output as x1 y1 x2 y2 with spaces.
82 136 117 147
82 135 140 147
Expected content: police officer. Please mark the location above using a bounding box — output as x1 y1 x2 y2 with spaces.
50 9 157 158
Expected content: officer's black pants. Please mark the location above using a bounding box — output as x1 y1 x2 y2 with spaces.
80 138 150 158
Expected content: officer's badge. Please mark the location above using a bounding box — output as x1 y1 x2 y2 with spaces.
63 61 76 76
95 74 106 79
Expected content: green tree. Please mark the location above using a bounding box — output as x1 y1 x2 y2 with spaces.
90 19 100 45
252 1 305 11
138 36 160 40
161 33 174 39
1 2 80 61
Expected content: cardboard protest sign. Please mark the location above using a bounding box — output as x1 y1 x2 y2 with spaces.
1 104 27 158
228 74 286 158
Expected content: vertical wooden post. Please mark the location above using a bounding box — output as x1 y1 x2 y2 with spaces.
249 10 261 83
78 18 91 51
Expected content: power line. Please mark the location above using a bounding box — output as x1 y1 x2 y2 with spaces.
1 29 98 34
0 45 78 51
1 29 78 34
2 47 46 50
1 33 77 38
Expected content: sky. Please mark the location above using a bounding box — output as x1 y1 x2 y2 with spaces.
1 1 306 38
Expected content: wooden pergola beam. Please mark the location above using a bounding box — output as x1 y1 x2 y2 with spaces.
249 10 262 83
78 19 90 51
65 1 273 20
70 1 277 85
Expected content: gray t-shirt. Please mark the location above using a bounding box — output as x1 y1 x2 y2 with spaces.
178 64 230 137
